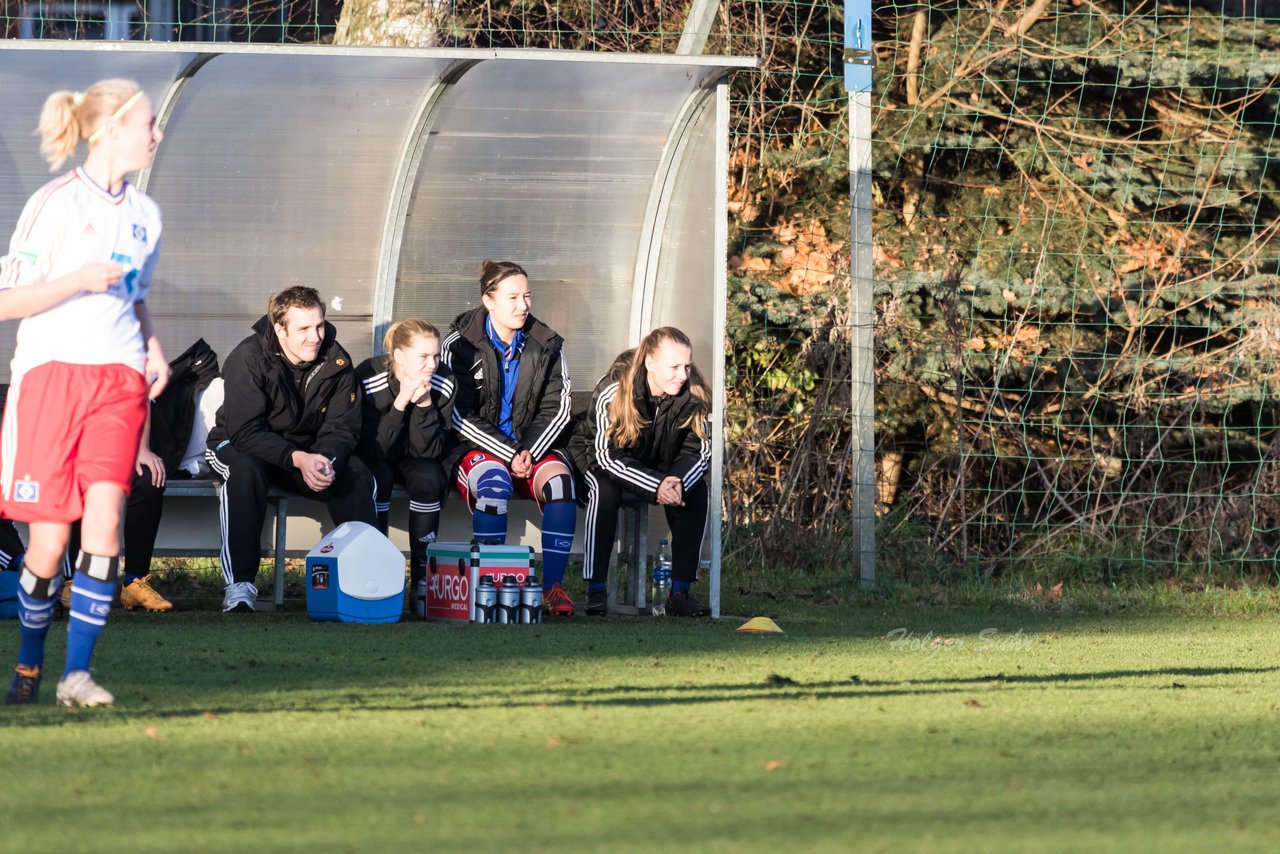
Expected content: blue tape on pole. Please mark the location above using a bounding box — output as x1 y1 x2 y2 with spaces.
845 0 873 93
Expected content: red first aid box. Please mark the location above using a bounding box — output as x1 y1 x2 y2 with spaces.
424 542 534 621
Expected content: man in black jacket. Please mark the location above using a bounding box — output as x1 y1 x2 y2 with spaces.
205 287 377 613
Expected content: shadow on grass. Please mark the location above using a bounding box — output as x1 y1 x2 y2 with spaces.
4 664 1273 728
877 665 1280 685
4 607 1276 729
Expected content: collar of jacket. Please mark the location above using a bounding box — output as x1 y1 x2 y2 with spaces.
452 306 562 351
250 314 352 378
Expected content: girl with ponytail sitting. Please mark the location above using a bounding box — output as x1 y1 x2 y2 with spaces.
568 327 712 617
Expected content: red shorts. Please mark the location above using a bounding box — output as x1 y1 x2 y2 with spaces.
455 449 570 511
1 361 147 524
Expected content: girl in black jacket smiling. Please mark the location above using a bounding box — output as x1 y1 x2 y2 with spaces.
442 260 577 616
568 327 712 617
355 318 455 598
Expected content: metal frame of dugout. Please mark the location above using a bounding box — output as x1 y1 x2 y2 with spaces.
0 41 754 618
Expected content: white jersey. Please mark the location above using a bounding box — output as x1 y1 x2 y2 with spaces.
0 167 162 377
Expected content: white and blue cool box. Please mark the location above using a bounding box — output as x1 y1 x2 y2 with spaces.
305 521 404 623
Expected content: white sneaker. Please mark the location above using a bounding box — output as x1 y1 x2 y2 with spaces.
222 581 258 613
56 670 114 708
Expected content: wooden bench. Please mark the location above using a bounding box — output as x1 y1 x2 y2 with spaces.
159 478 653 613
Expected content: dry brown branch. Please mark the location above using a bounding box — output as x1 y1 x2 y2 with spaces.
905 8 927 107
1010 0 1054 38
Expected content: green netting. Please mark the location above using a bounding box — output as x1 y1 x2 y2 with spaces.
874 1 1280 584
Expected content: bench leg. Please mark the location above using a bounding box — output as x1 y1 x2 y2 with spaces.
606 525 618 612
273 497 288 608
621 504 647 609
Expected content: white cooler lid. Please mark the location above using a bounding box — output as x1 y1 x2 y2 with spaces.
309 521 405 601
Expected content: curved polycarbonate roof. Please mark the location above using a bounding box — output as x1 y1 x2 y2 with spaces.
0 41 749 613
0 43 749 386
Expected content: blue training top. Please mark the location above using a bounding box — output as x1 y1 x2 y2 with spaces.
485 315 525 443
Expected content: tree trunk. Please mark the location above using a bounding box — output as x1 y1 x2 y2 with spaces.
333 0 451 47
2 0 21 38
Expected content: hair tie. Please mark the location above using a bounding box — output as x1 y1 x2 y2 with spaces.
72 91 85 108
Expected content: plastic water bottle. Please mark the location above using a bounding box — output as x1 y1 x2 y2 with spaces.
474 575 497 623
496 576 520 624
413 578 427 619
519 576 543 624
652 539 672 617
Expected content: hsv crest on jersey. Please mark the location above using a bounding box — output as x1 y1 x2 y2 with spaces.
132 223 146 241
14 477 39 503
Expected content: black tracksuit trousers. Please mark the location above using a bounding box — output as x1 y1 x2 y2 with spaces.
208 443 378 586
580 474 708 584
368 456 448 588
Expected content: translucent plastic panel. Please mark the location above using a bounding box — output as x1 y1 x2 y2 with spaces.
144 54 454 366
651 95 720 373
394 60 722 386
0 49 195 381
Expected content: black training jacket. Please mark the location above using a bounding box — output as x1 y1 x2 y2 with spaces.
442 307 572 471
150 337 220 473
206 315 362 471
354 355 457 466
567 362 711 501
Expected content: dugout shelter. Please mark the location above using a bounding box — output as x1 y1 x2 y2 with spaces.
0 41 750 615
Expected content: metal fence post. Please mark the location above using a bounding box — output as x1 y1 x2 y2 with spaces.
847 1 876 587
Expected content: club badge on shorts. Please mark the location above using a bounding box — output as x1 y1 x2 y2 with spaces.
14 476 39 503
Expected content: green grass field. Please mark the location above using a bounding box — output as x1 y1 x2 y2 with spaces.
3 593 1280 852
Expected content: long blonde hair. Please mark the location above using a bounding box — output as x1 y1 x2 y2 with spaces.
606 327 711 448
38 78 142 171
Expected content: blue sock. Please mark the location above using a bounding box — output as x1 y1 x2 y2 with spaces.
471 466 512 544
673 579 692 595
16 570 59 670
65 571 115 674
472 510 507 544
123 572 143 586
539 501 576 589
588 580 607 594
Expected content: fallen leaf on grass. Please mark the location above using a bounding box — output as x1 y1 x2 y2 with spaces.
963 699 984 708
765 760 786 772
546 737 563 748
1171 682 1187 689
202 711 218 719
145 726 162 740
765 673 796 685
